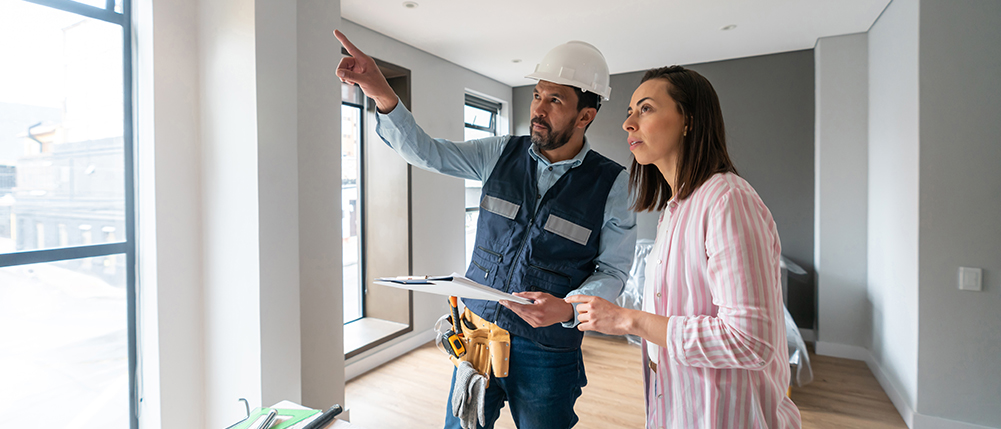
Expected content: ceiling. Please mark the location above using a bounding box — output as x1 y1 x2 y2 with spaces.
342 0 890 88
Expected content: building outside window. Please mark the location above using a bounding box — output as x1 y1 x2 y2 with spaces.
0 0 136 427
463 94 501 267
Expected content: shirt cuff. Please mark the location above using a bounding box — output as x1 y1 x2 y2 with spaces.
561 302 581 328
379 96 405 116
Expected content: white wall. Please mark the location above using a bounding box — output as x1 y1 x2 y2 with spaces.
135 0 209 426
867 0 921 422
814 33 870 353
916 0 1001 427
136 0 206 426
337 20 513 379
199 0 266 425
137 1 342 427
295 0 345 415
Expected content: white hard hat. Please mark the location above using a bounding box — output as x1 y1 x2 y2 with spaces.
525 41 611 101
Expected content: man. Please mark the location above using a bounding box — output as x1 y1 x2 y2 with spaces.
334 30 636 429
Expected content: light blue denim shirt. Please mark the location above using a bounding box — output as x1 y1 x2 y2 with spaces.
376 101 637 327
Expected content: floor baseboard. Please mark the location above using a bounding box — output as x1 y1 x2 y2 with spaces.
345 329 437 381
814 342 998 429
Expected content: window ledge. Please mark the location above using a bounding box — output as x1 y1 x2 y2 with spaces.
344 317 410 357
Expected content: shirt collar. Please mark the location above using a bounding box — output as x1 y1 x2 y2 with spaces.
527 137 591 168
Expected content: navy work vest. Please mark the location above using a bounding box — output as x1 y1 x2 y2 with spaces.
463 135 624 348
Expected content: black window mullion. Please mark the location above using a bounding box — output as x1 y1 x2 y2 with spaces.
0 242 128 267
121 0 137 426
23 0 123 24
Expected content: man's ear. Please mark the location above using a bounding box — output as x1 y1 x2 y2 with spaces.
576 107 598 129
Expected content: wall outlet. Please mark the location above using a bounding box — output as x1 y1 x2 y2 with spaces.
958 267 983 292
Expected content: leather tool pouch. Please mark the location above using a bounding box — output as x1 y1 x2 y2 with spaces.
449 308 511 385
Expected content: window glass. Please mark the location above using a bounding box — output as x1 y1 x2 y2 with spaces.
0 1 125 255
342 93 364 323
0 1 133 427
0 255 128 427
464 105 493 128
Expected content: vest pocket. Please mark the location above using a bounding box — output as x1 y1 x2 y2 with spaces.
525 264 573 298
469 260 490 281
476 246 503 263
469 246 502 282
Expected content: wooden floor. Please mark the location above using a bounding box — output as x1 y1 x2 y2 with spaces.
345 335 907 429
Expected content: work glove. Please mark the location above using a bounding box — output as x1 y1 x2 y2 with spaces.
451 361 487 429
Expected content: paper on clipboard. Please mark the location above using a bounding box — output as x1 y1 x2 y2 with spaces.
374 272 533 305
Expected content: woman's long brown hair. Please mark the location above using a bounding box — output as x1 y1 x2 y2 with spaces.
629 66 737 212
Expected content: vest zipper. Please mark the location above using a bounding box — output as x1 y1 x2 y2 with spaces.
476 246 503 263
502 217 534 294
470 260 490 280
528 264 573 284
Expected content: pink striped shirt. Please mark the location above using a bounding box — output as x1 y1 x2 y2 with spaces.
642 173 801 429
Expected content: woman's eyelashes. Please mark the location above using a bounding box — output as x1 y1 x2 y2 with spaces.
626 104 652 118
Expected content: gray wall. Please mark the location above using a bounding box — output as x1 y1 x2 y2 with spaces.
917 0 1001 425
814 33 871 353
513 50 817 328
868 0 922 416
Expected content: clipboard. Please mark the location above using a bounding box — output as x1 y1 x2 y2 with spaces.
375 272 533 305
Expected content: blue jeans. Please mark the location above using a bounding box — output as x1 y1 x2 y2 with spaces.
443 334 587 429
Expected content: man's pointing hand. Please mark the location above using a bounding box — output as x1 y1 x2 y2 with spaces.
334 30 399 113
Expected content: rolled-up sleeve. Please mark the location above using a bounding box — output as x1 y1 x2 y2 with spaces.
665 188 782 370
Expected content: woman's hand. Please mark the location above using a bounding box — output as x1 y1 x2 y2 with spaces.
566 295 670 348
564 295 635 336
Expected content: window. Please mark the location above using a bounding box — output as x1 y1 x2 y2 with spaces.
0 0 135 428
342 82 365 324
342 55 413 359
463 95 501 267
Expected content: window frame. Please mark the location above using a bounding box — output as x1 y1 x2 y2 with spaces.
463 94 501 136
342 53 415 361
0 0 137 427
463 94 501 268
341 85 366 325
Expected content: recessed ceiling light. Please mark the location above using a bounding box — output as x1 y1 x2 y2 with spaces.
512 59 522 63
721 24 737 31
403 1 418 8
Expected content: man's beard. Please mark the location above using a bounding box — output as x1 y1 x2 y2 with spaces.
530 116 575 151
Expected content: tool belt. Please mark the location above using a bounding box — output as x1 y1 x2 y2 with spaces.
450 308 511 383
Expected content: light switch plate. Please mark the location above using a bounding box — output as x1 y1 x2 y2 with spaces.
958 267 983 292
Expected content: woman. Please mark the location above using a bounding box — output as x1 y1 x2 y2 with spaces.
565 66 802 428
